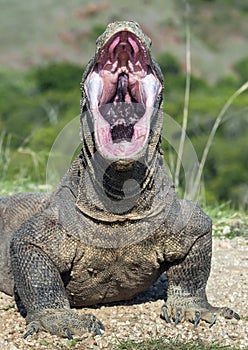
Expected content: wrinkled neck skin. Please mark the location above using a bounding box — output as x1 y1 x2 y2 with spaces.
88 153 153 202
76 93 166 222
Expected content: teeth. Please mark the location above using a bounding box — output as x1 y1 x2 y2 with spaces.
132 107 152 143
117 66 129 74
85 71 103 108
135 60 142 71
111 61 118 73
141 74 161 107
113 148 120 156
128 61 134 73
93 108 112 148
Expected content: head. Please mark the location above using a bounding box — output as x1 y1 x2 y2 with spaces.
80 21 164 167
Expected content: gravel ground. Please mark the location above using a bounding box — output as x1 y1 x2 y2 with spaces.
0 237 247 350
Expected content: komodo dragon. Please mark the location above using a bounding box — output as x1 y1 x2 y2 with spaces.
0 21 240 339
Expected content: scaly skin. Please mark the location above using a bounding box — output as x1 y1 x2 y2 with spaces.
0 21 239 339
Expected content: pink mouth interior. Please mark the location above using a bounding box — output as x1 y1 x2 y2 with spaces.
85 31 161 160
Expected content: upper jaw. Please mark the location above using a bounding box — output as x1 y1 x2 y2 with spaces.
84 23 162 162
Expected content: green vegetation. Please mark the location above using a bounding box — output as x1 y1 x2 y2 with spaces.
159 52 248 208
115 338 240 349
35 63 84 92
0 64 81 183
39 337 78 348
206 204 248 239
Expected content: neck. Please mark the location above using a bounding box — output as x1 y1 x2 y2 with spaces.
81 145 157 210
76 105 165 222
75 136 165 222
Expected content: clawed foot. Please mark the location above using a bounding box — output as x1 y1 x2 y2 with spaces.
161 299 240 328
24 309 104 339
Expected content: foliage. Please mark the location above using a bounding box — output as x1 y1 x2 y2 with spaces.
234 56 248 84
157 52 182 76
0 179 51 195
34 63 84 92
0 65 81 182
90 24 107 40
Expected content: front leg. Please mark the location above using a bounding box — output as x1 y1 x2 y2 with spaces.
162 205 240 327
10 215 104 338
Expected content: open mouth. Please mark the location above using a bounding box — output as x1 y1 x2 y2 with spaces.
85 30 162 160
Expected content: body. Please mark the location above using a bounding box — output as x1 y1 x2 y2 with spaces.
0 21 239 338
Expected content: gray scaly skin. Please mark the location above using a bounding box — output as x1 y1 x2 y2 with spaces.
0 21 239 339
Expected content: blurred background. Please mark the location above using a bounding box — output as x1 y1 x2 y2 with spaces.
0 0 247 209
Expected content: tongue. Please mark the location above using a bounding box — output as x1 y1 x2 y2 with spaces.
116 73 129 102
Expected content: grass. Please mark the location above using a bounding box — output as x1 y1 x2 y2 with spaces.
0 179 51 196
0 1 247 233
0 3 247 206
115 338 240 350
205 203 248 240
39 338 78 348
171 2 248 203
174 3 191 191
192 80 248 201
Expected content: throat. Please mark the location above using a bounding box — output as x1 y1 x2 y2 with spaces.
78 150 155 216
76 144 162 224
102 161 147 202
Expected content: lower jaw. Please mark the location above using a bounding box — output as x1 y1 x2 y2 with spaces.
95 111 151 161
97 139 147 160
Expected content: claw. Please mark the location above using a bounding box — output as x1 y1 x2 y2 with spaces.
209 313 217 328
227 309 240 321
88 316 105 336
94 325 103 336
226 308 234 319
174 309 181 326
234 312 241 321
221 307 240 321
23 329 34 339
161 305 171 323
64 328 73 340
194 311 201 328
23 324 37 339
97 319 105 331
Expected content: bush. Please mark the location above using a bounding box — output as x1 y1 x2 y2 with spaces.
34 63 84 92
157 52 181 76
234 56 248 84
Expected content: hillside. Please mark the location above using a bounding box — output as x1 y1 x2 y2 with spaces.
0 0 248 82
